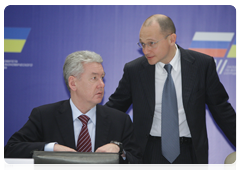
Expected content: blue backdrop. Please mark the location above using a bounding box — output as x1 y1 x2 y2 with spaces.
4 5 236 163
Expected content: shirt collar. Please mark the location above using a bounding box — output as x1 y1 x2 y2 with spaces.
157 44 180 72
70 98 96 125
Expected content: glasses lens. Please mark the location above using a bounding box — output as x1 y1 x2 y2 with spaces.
137 42 142 48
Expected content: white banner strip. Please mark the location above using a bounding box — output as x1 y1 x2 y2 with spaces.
192 32 234 41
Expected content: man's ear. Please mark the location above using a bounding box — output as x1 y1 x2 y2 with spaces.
168 33 177 45
68 76 77 91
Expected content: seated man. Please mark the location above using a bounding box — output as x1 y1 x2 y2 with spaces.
4 50 142 164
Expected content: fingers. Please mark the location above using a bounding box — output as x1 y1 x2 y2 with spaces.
95 143 119 153
53 144 77 152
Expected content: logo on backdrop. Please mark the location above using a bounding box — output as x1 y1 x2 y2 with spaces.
189 32 236 75
4 27 31 53
4 27 33 69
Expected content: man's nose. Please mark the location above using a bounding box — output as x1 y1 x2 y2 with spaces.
142 46 151 55
98 78 105 88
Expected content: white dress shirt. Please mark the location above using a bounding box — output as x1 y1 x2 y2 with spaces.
70 99 96 152
44 99 96 152
150 45 191 137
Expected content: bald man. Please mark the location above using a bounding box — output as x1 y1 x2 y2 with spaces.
106 14 236 164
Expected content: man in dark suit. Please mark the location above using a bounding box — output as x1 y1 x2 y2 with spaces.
105 14 236 164
4 51 142 164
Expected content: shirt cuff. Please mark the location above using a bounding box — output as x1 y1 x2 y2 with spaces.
44 142 57 151
121 149 126 160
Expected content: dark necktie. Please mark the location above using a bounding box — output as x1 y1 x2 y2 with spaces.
77 115 92 152
161 64 180 163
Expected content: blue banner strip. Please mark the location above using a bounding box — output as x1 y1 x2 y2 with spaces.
4 27 31 39
233 34 238 45
189 41 231 49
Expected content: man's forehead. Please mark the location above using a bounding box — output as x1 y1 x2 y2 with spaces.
91 72 105 75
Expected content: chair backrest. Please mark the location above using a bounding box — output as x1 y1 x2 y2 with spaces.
224 151 238 170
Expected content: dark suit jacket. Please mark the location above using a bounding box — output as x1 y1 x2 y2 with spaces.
106 45 236 163
4 100 142 163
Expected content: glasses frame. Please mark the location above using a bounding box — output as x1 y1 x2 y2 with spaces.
137 34 171 49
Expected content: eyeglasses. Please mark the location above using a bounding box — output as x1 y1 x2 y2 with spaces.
137 34 171 49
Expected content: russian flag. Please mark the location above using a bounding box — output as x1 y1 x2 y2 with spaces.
189 32 234 58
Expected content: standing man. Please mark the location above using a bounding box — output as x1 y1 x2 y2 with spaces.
106 14 236 164
5 51 142 164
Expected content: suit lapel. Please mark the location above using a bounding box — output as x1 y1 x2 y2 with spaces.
140 58 155 115
94 105 110 151
139 47 196 116
179 46 197 111
55 100 76 149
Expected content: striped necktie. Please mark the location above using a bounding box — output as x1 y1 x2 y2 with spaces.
77 115 92 152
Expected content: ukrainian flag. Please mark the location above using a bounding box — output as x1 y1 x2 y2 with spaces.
4 27 31 53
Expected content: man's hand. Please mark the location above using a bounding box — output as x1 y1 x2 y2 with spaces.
53 144 77 152
95 143 120 153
